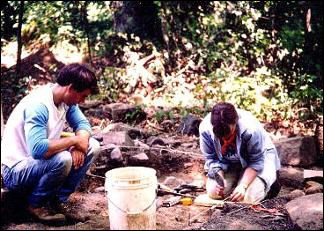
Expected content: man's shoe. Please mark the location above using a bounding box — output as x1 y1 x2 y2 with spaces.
54 202 89 222
27 205 66 223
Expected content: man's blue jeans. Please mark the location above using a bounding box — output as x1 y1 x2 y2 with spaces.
1 137 100 207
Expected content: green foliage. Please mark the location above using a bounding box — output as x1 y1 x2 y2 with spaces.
153 108 175 124
290 74 323 116
219 67 294 121
280 24 304 53
125 105 146 125
1 1 20 40
96 66 124 102
1 1 322 123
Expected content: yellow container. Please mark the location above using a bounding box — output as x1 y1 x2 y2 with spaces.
180 197 193 206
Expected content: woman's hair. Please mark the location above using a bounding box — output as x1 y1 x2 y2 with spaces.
56 63 99 94
211 102 238 138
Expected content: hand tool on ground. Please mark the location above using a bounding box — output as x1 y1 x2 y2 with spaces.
174 183 205 194
161 196 193 207
157 188 196 198
162 196 181 207
157 183 196 198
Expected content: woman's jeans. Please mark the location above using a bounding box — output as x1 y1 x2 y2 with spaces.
1 138 100 208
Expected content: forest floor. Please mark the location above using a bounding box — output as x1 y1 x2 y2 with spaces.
1 161 297 230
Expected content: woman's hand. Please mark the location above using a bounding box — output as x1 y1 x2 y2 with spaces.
229 184 248 202
206 174 226 199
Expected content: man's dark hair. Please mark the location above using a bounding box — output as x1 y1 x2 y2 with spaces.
211 102 238 138
56 63 99 95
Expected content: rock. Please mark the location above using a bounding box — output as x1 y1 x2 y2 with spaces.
285 193 323 230
315 116 323 155
177 114 201 137
110 147 123 161
184 163 193 168
278 166 304 188
92 132 104 142
160 120 174 131
102 122 146 139
130 152 149 161
102 103 146 123
304 181 323 195
134 139 150 149
162 176 186 189
79 100 102 110
102 131 134 146
274 136 317 167
147 136 166 146
181 143 193 148
279 189 305 201
86 108 110 119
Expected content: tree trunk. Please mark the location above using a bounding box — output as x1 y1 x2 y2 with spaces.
16 0 24 79
113 1 162 45
81 1 92 65
303 2 315 73
1 102 4 138
160 1 170 55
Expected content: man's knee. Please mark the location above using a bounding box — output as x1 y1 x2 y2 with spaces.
55 151 72 176
87 137 100 158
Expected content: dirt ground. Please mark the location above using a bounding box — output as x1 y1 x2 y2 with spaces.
1 161 298 230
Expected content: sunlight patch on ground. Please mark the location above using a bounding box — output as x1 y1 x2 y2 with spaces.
1 41 30 68
50 40 83 64
1 40 84 67
148 92 201 109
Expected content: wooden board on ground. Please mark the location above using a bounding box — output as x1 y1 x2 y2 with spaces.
304 169 323 178
194 194 224 207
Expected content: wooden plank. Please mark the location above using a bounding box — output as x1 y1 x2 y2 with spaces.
194 194 224 207
304 169 323 178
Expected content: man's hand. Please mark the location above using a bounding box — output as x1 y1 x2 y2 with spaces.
229 184 247 202
74 135 89 154
70 147 85 170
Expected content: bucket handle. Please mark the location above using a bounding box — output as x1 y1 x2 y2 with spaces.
107 195 157 215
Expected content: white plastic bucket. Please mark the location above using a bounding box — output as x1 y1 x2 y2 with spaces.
105 167 157 230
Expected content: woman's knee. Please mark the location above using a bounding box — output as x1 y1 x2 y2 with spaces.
243 177 266 204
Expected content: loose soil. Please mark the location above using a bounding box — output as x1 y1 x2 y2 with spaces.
1 161 298 230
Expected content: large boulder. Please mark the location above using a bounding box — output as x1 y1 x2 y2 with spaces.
274 136 317 167
285 193 323 230
278 166 304 188
102 103 146 123
177 114 201 137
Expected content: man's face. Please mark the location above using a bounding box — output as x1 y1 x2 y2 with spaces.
66 86 91 106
